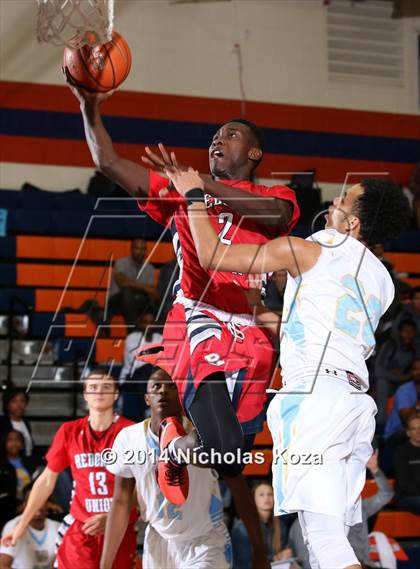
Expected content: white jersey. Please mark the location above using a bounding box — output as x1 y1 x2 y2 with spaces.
0 516 59 569
107 418 226 541
280 229 394 390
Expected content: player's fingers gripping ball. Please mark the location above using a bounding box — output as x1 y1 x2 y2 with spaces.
63 31 131 93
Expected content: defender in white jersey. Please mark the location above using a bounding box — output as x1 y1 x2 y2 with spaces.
164 169 411 569
100 367 232 569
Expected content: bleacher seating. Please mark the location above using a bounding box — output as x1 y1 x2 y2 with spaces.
0 188 167 239
0 188 175 445
374 511 420 539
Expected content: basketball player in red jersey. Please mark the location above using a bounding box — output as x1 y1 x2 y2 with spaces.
65 76 299 569
1 369 138 569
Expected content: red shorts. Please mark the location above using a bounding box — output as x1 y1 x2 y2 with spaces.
56 518 138 569
141 303 275 435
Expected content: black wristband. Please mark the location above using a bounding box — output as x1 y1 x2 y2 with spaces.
185 188 205 206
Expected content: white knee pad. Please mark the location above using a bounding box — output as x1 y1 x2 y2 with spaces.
299 511 360 569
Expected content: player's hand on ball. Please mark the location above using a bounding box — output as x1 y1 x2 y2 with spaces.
1 523 26 547
82 513 107 536
62 66 114 105
165 167 204 196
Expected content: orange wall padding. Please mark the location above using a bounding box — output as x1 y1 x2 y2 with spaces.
374 511 420 538
243 449 272 477
402 278 420 288
95 338 125 362
18 263 112 288
18 262 162 290
17 236 175 265
36 289 107 312
386 252 420 274
63 315 127 340
254 422 273 446
361 479 395 499
64 314 96 337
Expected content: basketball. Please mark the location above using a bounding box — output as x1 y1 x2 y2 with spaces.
63 31 131 93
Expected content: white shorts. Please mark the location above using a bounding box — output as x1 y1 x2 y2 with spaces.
267 373 377 526
142 523 232 569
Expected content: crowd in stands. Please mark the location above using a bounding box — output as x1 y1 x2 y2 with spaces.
0 230 419 568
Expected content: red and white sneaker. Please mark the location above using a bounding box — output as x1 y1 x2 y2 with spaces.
156 417 189 506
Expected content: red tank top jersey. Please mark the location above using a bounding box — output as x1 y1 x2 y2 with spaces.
139 171 300 314
46 415 134 523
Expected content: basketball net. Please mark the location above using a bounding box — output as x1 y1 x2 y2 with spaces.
36 0 114 49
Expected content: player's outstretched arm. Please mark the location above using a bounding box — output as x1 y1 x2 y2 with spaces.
0 468 58 547
63 68 150 198
166 168 320 276
141 144 291 229
202 175 292 229
100 476 135 569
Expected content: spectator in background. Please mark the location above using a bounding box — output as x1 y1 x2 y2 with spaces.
371 247 415 347
108 238 158 326
231 480 295 569
404 162 420 228
157 258 179 322
264 270 287 314
289 451 395 569
0 388 34 458
0 454 16 532
393 413 420 515
119 311 163 421
384 358 420 444
0 483 59 569
119 311 162 384
374 320 418 429
392 286 420 348
0 433 61 532
0 431 33 506
348 451 395 567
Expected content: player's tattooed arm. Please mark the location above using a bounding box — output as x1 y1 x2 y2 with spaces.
167 168 320 277
63 67 150 198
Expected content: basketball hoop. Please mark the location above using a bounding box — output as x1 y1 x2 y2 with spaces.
36 0 114 49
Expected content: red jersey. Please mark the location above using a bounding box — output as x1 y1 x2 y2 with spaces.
46 415 134 523
139 171 299 314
